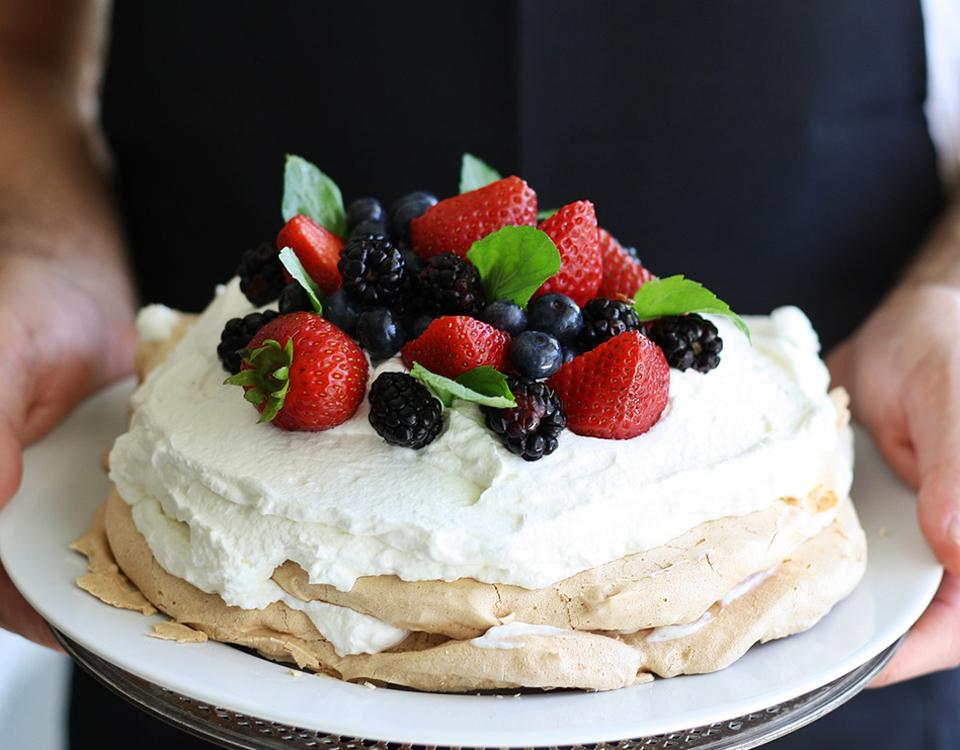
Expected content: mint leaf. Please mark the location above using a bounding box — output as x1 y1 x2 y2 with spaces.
281 154 346 237
633 275 750 340
278 247 323 314
460 153 502 193
410 363 516 408
467 226 560 309
537 208 558 221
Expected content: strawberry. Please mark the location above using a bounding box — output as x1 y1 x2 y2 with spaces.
401 316 510 380
228 312 368 431
276 215 344 295
532 201 602 306
597 227 655 299
548 331 669 439
409 176 537 259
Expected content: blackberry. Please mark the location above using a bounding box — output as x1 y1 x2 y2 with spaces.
577 298 641 352
415 253 484 315
368 372 443 449
237 242 285 305
338 236 406 306
646 314 723 373
482 377 566 461
216 310 279 374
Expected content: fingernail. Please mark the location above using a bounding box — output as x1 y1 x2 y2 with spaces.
947 513 960 546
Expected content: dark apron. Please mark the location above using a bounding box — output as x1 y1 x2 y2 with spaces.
75 2 951 748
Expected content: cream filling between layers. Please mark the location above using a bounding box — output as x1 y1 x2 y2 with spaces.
110 279 851 612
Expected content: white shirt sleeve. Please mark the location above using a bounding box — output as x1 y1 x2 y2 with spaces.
922 0 960 192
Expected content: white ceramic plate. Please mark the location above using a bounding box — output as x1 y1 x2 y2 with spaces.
0 380 942 747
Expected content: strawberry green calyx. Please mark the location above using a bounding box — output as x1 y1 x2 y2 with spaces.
224 338 293 423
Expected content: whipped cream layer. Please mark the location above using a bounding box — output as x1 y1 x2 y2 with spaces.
111 279 850 609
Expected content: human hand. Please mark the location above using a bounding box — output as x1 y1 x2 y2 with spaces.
0 252 136 649
828 282 960 686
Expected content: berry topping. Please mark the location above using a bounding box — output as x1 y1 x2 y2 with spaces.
217 310 280 374
356 307 406 360
338 235 406 306
278 282 313 314
415 252 485 316
237 242 285 306
481 376 566 461
548 331 669 440
401 316 510 380
510 330 563 380
479 300 527 335
227 312 368 432
646 314 723 373
276 215 345 296
597 227 655 299
410 176 537 259
368 372 443 449
532 201 602 306
577 298 642 352
526 293 583 344
346 197 386 232
390 191 438 242
402 313 434 342
323 288 360 337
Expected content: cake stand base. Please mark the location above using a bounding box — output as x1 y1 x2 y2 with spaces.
55 628 899 750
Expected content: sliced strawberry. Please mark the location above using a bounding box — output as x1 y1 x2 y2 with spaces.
276 215 344 295
235 312 368 431
548 330 669 439
533 201 602 306
401 316 510 380
409 176 537 259
597 227 655 299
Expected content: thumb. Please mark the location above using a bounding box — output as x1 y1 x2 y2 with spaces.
910 371 960 575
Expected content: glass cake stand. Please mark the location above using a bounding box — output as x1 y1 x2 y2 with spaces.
55 628 899 750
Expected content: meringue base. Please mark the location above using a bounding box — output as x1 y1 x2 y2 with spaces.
72 490 866 692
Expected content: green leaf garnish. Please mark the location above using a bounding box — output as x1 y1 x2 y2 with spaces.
632 275 750 340
281 154 346 237
466 226 561 309
278 246 323 314
224 338 294 422
537 207 558 222
410 363 516 408
459 153 502 193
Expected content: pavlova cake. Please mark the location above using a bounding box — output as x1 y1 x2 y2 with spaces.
73 154 866 692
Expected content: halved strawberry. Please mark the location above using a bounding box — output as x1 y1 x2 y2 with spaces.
597 227 655 299
276 215 344 295
401 316 510 379
532 201 602 306
229 312 368 431
548 330 669 439
409 176 537 259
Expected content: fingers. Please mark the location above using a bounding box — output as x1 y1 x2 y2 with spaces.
0 561 63 652
871 572 960 687
908 365 960 575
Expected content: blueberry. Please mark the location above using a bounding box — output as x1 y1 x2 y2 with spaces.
278 282 314 314
357 308 405 360
323 288 360 337
402 313 434 342
350 219 390 240
480 300 527 335
561 345 578 364
389 191 437 241
526 294 583 344
346 197 385 232
510 331 563 379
